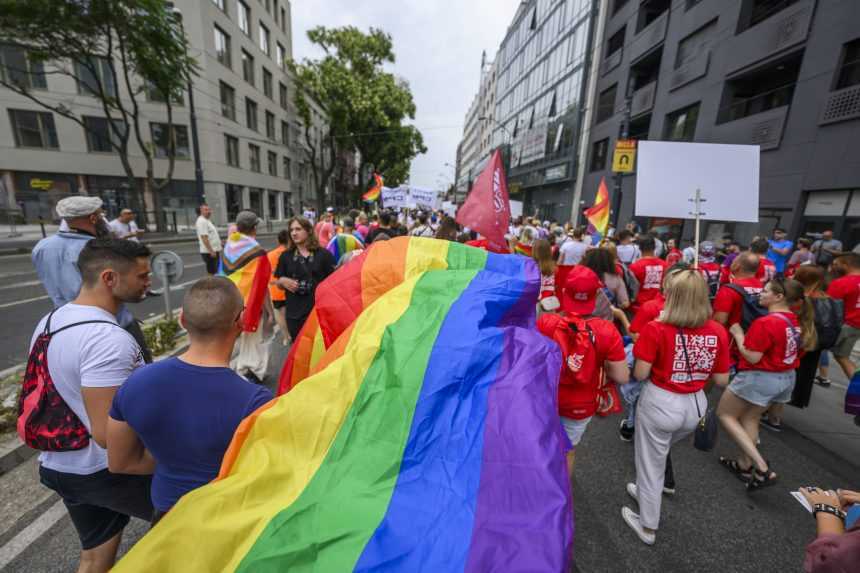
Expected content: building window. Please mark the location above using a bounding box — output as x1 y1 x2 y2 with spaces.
266 111 276 140
717 52 802 123
242 49 254 86
0 44 47 90
83 116 124 152
279 82 289 109
281 120 289 145
612 0 630 15
150 123 190 158
225 135 240 167
262 68 273 98
259 23 270 56
268 151 278 176
214 26 231 69
249 144 261 172
211 0 225 12
246 97 258 131
219 81 236 120
75 57 117 98
280 7 286 32
596 84 617 124
9 109 58 149
276 43 286 69
590 138 608 171
675 19 717 69
835 38 860 90
283 156 291 179
145 81 183 105
606 27 625 59
686 0 704 8
238 1 251 36
663 103 700 141
747 0 800 30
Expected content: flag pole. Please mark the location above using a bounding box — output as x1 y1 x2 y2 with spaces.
689 189 705 268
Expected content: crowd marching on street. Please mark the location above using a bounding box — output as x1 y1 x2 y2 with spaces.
13 195 860 572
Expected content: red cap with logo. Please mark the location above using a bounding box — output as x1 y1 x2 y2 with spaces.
561 266 603 315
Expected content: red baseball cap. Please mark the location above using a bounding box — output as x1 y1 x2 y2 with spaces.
561 266 603 315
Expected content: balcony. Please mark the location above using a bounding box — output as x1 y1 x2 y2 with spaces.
669 52 710 92
630 81 657 117
725 0 815 75
629 11 668 63
602 49 623 76
709 105 789 151
820 84 860 126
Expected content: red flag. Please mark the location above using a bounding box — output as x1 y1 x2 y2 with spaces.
456 150 511 252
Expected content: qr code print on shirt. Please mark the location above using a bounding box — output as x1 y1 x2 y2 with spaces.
783 327 799 364
643 265 663 289
671 334 718 383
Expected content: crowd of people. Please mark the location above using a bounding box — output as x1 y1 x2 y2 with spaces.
17 195 860 572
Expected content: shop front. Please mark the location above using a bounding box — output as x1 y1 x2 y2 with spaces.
13 172 78 222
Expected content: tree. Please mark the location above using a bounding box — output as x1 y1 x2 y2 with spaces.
0 0 197 228
289 26 425 211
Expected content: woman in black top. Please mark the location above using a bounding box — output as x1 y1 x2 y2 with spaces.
275 216 336 339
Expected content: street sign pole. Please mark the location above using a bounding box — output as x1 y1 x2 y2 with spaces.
151 251 185 320
611 95 632 228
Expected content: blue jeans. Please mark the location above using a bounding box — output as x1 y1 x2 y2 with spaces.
620 341 642 427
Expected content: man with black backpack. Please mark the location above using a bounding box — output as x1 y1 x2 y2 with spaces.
537 267 629 476
713 253 766 368
19 239 154 573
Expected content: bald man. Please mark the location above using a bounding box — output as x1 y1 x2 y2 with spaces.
106 277 272 522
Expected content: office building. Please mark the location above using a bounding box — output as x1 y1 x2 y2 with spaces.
583 0 860 245
0 0 320 227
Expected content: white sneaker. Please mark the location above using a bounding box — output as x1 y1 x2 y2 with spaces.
622 506 655 546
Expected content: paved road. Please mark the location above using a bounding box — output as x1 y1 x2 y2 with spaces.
0 236 278 371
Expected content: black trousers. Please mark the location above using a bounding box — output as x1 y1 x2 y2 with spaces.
201 252 220 275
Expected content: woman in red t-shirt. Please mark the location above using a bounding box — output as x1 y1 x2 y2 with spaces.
717 278 817 491
622 271 730 546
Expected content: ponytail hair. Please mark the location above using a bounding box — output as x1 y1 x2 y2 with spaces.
772 278 817 351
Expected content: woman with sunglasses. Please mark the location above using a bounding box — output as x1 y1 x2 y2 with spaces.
717 277 817 490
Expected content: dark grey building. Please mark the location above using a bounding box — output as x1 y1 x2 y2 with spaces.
583 0 860 246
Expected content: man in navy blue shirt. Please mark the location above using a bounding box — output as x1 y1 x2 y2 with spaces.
106 277 273 519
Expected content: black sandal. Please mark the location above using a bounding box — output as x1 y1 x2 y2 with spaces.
719 457 753 481
746 467 778 492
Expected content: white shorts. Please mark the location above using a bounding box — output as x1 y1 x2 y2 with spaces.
560 416 592 447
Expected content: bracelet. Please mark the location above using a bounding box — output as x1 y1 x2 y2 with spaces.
812 504 846 520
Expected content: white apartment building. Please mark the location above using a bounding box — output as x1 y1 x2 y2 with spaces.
0 0 320 228
455 53 497 202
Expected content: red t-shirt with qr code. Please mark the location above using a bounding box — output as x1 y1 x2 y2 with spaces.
826 274 860 328
738 311 801 371
629 257 669 307
633 320 730 393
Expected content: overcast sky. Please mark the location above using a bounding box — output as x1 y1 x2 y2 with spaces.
291 0 521 189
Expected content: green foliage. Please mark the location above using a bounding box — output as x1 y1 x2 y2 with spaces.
143 317 181 357
289 26 426 205
0 371 22 435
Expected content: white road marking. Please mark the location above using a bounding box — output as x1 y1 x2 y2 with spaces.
0 279 42 291
0 295 50 309
0 500 66 569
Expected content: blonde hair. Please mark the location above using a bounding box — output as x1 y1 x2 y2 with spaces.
532 239 556 276
660 270 711 328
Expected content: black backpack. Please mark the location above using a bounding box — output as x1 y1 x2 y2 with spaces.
725 284 768 330
619 263 641 302
811 297 843 351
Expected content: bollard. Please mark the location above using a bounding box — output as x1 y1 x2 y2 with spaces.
38 217 46 238
171 211 178 233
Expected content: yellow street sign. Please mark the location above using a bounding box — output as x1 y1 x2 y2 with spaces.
612 139 636 173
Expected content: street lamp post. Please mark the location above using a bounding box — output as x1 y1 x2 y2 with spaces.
169 5 206 205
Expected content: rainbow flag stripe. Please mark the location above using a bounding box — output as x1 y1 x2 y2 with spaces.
362 173 383 202
584 177 610 239
219 233 271 332
116 237 572 572
326 233 364 264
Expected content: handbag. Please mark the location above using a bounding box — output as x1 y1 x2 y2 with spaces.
678 328 718 451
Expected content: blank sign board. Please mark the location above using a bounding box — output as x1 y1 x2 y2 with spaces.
635 141 760 223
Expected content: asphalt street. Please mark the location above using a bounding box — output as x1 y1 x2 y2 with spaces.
0 236 279 371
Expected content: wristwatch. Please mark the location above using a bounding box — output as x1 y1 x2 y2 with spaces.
812 503 846 520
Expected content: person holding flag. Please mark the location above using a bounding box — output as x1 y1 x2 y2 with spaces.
585 178 611 245
218 211 273 383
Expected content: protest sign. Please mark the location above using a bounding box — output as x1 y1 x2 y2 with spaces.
410 187 440 210
381 186 410 210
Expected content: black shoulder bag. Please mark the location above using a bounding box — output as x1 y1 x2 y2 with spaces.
678 328 719 452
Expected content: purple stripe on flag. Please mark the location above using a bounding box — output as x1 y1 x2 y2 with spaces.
463 324 571 572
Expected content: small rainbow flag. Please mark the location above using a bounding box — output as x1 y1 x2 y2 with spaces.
362 172 383 202
326 232 364 264
584 177 611 241
514 242 533 257
218 232 271 332
117 237 572 572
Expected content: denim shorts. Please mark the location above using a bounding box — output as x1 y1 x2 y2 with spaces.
560 416 592 446
729 369 796 407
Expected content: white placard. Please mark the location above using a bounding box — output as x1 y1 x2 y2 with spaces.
410 187 440 210
635 141 760 222
510 199 523 219
441 201 457 217
381 186 409 209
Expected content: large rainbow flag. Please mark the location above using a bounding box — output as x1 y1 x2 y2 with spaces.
584 177 611 242
362 172 383 202
218 232 271 332
326 232 364 265
117 237 572 572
